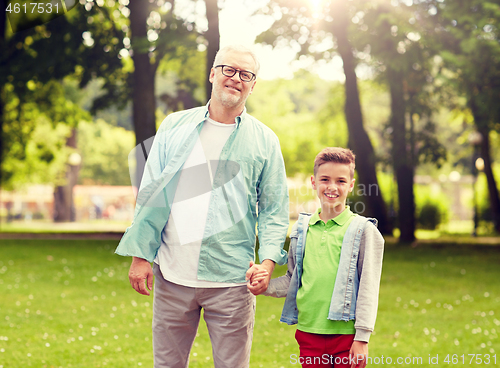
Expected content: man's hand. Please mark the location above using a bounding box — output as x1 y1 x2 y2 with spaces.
349 340 368 368
129 257 153 296
246 259 274 295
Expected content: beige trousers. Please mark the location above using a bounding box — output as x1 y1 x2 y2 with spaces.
152 263 256 368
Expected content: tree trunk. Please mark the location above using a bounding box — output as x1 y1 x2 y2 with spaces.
0 87 4 186
330 8 392 235
469 95 500 232
129 0 157 188
54 128 80 222
387 66 415 243
204 0 220 101
477 126 500 232
0 0 6 186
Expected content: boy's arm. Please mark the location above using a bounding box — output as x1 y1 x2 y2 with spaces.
262 235 297 298
354 221 385 342
350 341 368 368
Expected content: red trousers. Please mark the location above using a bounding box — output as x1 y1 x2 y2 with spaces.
295 330 355 368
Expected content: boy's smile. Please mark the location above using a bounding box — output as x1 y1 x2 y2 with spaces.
311 162 355 221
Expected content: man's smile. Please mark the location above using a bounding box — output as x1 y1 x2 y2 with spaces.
225 84 241 92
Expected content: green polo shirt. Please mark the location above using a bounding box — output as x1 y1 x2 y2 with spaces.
296 206 357 334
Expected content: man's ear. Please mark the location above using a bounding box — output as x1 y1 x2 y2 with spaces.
249 80 257 95
209 68 215 83
311 175 316 190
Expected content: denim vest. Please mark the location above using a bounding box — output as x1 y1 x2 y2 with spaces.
279 213 377 325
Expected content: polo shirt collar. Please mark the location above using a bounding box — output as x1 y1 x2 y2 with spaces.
309 206 353 226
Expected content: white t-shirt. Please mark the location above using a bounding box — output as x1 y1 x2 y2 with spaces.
155 117 245 287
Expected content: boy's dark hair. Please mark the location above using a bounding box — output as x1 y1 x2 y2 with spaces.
313 147 356 178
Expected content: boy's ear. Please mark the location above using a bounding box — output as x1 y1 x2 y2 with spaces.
311 175 316 190
348 178 355 192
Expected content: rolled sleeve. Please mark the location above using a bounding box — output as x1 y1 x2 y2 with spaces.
256 137 289 266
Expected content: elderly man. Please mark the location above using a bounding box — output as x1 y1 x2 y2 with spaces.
115 44 289 368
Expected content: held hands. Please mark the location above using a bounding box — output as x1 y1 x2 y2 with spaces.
246 260 274 295
129 257 153 296
349 341 368 368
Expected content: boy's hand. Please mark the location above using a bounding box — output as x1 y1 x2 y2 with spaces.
349 341 368 368
246 260 274 295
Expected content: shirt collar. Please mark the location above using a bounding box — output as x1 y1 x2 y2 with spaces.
309 206 353 226
205 100 247 127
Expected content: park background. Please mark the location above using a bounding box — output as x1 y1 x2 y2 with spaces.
1 0 499 367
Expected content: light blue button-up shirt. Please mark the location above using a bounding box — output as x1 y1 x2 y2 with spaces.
115 104 289 283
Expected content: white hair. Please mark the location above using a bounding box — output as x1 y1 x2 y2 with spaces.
212 44 260 76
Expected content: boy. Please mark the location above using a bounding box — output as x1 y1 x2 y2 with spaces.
252 147 384 368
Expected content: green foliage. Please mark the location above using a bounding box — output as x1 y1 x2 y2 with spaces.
248 71 388 179
418 201 443 230
1 4 126 188
437 0 500 132
1 4 127 110
415 184 450 230
248 71 343 177
77 119 135 186
156 44 206 113
1 80 89 189
2 116 72 190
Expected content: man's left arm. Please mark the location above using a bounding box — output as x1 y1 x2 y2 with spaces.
249 136 289 295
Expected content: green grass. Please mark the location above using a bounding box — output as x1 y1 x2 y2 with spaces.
0 220 128 233
1 240 499 368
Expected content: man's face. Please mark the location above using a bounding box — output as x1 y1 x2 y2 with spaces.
209 51 257 110
311 162 355 215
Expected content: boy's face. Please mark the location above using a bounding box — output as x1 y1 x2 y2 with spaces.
311 162 355 215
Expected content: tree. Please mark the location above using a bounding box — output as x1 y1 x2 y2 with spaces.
204 0 220 101
433 0 500 232
1 1 203 219
0 3 127 220
256 0 392 234
355 2 421 242
123 0 199 186
327 0 449 242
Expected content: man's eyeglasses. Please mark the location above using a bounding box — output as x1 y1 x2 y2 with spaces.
215 65 256 82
